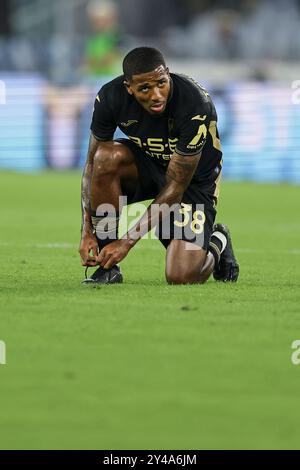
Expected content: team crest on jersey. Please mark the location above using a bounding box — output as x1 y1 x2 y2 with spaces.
121 120 138 127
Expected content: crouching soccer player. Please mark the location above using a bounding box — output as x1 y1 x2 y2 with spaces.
79 47 239 285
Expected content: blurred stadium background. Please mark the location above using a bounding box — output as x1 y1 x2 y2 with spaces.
1 0 300 181
1 0 300 451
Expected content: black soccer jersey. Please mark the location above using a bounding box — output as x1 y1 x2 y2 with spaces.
90 73 222 183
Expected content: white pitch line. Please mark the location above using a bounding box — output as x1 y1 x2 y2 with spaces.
0 242 299 254
34 243 76 249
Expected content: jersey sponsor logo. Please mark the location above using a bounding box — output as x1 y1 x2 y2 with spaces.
187 143 205 151
121 120 138 127
191 114 207 121
128 135 178 161
188 122 207 148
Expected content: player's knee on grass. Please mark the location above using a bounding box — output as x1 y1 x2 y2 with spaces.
165 266 210 285
165 268 199 285
165 240 209 285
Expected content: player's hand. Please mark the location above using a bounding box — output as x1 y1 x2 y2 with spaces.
79 231 99 267
98 239 132 270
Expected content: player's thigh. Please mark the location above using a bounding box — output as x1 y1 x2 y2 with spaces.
99 141 139 193
165 240 208 284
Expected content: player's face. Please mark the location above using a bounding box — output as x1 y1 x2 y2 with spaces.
125 66 171 115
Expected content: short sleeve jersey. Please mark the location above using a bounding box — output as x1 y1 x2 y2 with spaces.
90 73 222 182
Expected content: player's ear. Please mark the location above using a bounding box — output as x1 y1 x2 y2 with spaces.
123 79 133 95
166 67 170 77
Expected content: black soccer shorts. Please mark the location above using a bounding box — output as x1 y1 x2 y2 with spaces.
116 138 220 251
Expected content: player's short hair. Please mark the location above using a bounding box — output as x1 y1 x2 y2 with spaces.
123 47 166 80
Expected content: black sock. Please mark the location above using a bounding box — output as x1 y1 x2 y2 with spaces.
90 209 120 252
209 231 227 266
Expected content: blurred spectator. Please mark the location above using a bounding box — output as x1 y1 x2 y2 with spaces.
118 0 185 38
164 0 300 61
237 0 300 60
1 0 300 78
83 0 121 78
164 9 241 59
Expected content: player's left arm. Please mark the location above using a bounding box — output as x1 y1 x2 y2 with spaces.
98 152 201 269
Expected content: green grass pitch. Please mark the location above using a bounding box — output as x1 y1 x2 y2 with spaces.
0 171 299 450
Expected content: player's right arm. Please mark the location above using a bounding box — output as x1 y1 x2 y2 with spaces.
79 133 102 267
79 86 117 266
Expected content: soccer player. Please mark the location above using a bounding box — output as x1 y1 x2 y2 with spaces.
79 47 239 285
